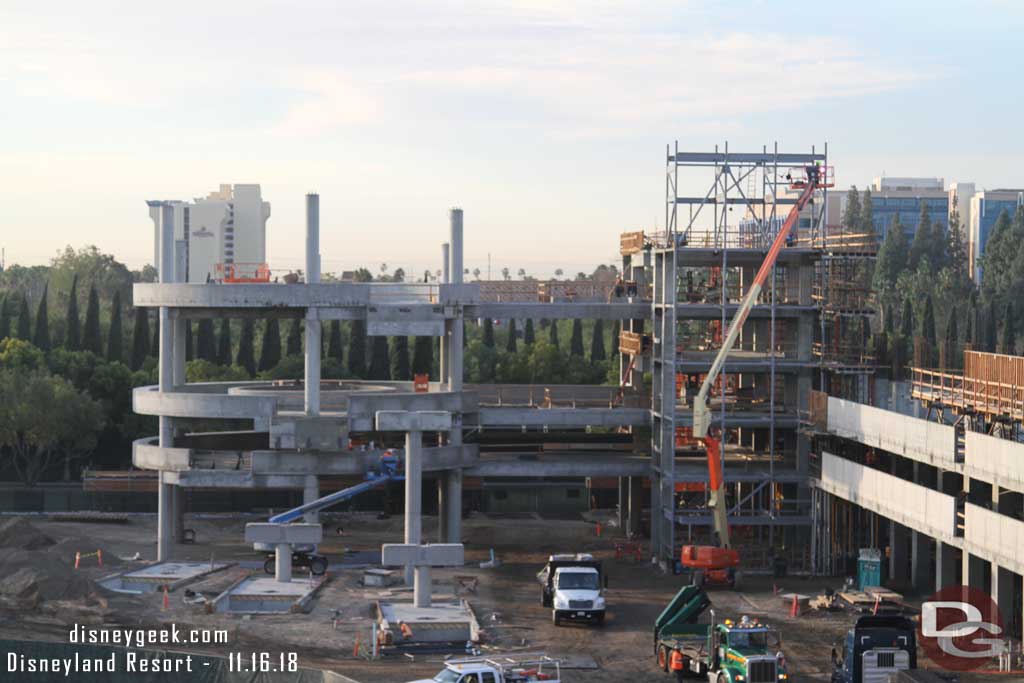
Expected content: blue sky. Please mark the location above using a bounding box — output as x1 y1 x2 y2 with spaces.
2 0 1022 278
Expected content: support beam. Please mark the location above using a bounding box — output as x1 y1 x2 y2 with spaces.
405 430 422 585
303 475 319 524
172 486 185 544
157 202 175 563
305 193 321 416
275 543 292 583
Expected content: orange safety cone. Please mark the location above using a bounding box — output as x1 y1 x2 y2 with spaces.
352 636 361 657
789 594 799 618
74 552 81 570
162 585 170 611
97 549 103 568
872 595 880 615
595 522 602 537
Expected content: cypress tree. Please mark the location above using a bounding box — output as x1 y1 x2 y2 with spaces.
569 319 584 357
33 283 51 352
237 319 256 377
185 320 194 361
506 319 518 353
217 319 232 365
65 274 81 350
590 318 606 361
412 336 432 376
348 320 367 378
130 308 150 370
0 293 10 341
843 186 862 230
1002 301 1016 355
16 292 31 340
368 336 390 380
861 187 875 237
549 320 559 348
197 318 217 362
900 298 914 340
82 284 103 354
107 290 123 362
523 319 535 345
327 320 343 366
610 321 620 356
258 318 282 371
482 318 495 348
151 314 159 358
286 318 302 356
920 295 936 367
909 202 932 270
390 336 410 380
946 310 960 369
986 302 998 353
873 214 908 292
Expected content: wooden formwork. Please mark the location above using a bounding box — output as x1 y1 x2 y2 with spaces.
912 350 1024 421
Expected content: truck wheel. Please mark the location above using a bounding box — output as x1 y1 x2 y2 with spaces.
309 556 328 576
552 611 561 627
263 558 275 575
658 644 669 672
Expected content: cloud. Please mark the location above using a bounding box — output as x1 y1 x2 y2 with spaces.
269 72 378 136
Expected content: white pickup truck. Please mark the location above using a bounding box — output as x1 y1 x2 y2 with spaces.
538 553 607 626
408 654 561 683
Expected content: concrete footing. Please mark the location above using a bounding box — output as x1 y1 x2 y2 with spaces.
377 599 479 644
100 561 233 594
213 576 327 614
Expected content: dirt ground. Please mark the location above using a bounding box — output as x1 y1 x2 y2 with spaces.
0 512 1015 683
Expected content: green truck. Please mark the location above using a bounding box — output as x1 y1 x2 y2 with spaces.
654 584 788 683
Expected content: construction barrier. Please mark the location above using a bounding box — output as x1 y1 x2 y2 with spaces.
74 549 103 569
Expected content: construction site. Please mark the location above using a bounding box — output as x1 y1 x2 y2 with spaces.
3 143 1021 683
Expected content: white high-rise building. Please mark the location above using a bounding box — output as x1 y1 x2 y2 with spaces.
147 184 271 283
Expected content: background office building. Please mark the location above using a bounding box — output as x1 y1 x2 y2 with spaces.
146 184 271 284
969 189 1024 283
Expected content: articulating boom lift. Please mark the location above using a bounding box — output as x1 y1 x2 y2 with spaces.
682 163 828 587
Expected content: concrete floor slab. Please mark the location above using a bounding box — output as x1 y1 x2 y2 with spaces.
100 561 233 594
215 575 327 614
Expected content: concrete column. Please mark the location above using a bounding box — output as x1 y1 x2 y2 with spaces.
450 209 463 285
936 542 957 592
303 475 319 524
275 543 292 582
442 242 451 284
437 474 450 543
617 477 628 530
306 193 321 282
910 531 931 591
628 476 642 538
440 242 450 387
305 309 321 415
172 486 185 543
445 468 463 543
404 430 423 585
157 203 175 563
414 565 432 609
888 521 909 586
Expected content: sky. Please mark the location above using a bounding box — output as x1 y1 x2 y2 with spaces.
2 0 1023 279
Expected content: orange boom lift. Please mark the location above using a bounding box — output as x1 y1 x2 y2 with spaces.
682 163 830 587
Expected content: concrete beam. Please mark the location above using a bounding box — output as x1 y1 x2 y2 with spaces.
376 411 452 433
478 407 648 428
471 302 648 320
134 386 277 419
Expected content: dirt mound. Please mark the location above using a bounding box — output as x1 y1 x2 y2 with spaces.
0 517 55 550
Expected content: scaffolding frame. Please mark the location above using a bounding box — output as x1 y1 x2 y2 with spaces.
651 142 828 568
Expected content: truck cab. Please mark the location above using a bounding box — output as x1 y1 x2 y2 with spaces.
538 554 607 626
408 654 561 683
831 615 916 683
711 618 786 683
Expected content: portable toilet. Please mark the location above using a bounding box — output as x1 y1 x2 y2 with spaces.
858 548 882 590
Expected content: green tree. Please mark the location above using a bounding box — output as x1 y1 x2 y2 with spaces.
861 187 875 237
980 209 1014 300
186 359 251 383
216 319 232 365
390 336 410 380
1002 301 1016 355
0 293 10 341
236 319 256 377
348 320 367 378
286 318 302 356
909 202 933 271
48 245 133 313
412 336 432 376
873 214 909 293
327 320 343 366
0 338 46 371
590 319 606 361
482 318 495 348
0 369 105 486
523 319 535 345
843 186 862 230
569 319 584 357
196 319 217 362
986 302 998 353
107 291 123 362
16 292 31 340
920 294 936 366
258 318 282 372
368 336 390 380
947 201 970 284
549 320 560 348
65 274 81 350
130 308 150 371
33 283 51 352
506 319 518 353
82 284 102 354
611 321 620 356
945 309 960 369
